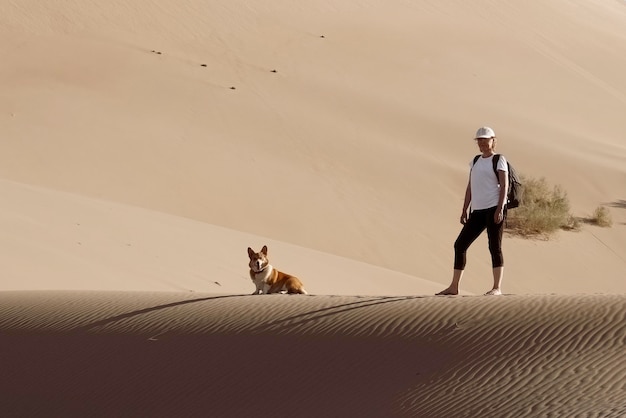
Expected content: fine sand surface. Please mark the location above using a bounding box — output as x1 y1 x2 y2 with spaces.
1 291 625 417
1 1 626 417
1 0 625 295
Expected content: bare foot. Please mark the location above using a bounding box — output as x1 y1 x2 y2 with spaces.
484 288 502 296
436 287 459 296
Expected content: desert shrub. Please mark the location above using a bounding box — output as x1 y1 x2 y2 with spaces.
589 206 613 227
565 214 581 231
505 176 578 237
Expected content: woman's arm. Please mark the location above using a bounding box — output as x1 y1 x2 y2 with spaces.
461 180 471 224
495 169 509 224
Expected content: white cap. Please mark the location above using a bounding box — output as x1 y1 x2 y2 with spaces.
474 126 496 139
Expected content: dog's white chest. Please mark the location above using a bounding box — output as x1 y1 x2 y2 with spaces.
253 266 272 283
251 266 274 294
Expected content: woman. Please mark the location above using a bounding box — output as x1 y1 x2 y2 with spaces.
437 126 509 296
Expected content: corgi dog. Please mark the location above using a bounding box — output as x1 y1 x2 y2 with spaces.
247 245 308 295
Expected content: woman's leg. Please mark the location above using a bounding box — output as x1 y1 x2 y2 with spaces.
486 207 505 295
455 210 489 269
437 210 487 295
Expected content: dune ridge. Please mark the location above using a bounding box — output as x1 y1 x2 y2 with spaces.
1 291 625 417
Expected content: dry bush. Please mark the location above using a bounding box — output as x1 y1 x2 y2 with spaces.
506 176 578 238
588 206 613 227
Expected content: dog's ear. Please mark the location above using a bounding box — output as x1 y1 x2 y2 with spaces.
247 247 255 258
261 245 268 255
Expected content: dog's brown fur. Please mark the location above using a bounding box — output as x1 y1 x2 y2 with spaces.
247 245 307 295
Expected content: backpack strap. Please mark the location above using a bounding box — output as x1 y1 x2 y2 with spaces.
492 154 501 184
473 154 501 183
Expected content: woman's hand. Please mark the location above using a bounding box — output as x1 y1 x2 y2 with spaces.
494 207 505 224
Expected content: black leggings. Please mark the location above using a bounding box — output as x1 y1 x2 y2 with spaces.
454 206 505 270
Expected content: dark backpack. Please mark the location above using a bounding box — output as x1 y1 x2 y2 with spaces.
472 154 522 209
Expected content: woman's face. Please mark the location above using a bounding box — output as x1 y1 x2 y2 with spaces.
475 137 495 153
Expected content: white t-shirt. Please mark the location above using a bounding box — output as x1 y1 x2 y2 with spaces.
469 154 508 211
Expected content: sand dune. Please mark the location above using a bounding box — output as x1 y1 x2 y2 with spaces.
1 291 625 417
1 0 625 294
1 1 626 416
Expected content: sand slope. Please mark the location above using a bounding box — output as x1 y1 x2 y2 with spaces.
0 179 440 295
1 291 625 417
1 0 625 294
